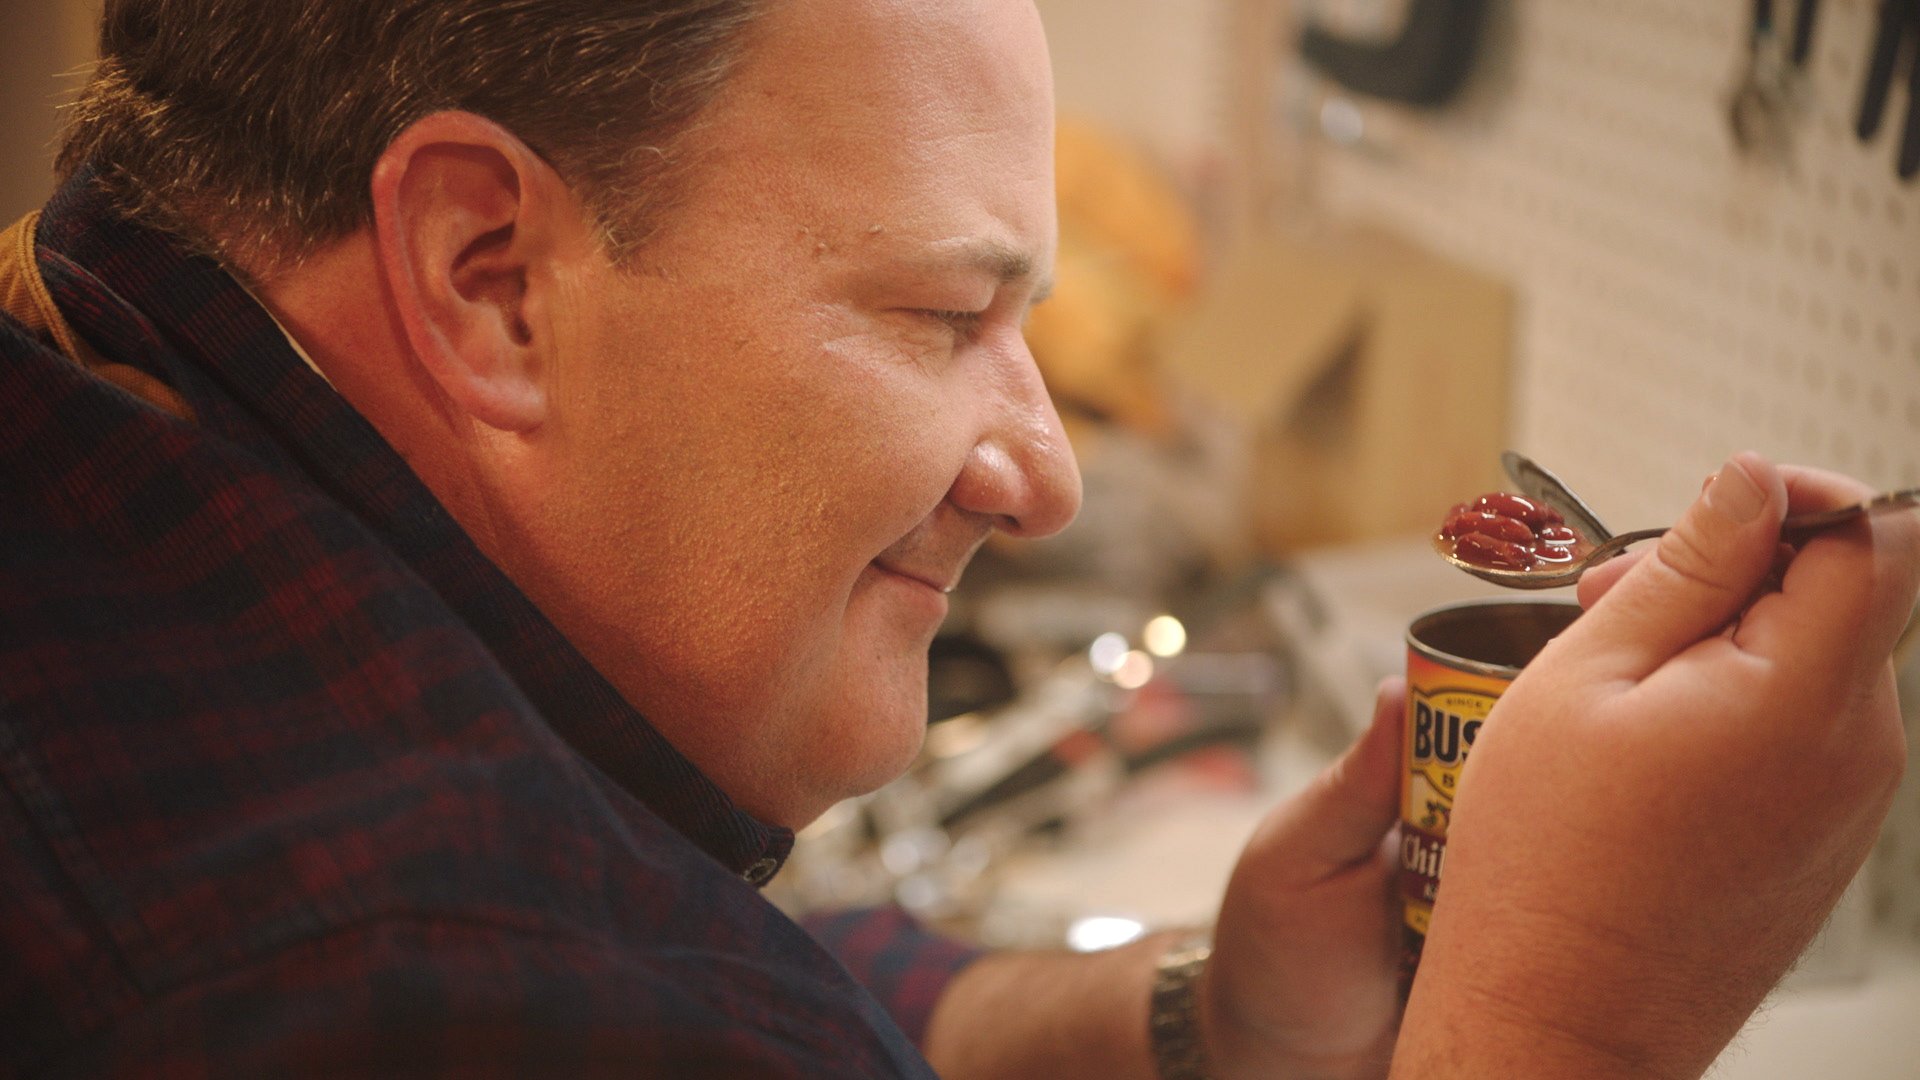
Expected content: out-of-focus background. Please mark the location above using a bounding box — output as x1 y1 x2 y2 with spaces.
6 1 1917 1075
0 0 96 220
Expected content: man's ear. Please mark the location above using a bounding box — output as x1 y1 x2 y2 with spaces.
369 111 580 433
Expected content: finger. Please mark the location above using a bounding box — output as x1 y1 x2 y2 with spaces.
1574 548 1647 609
1778 462 1875 505
1575 539 1788 612
1723 467 1920 682
1553 452 1787 683
1250 677 1404 886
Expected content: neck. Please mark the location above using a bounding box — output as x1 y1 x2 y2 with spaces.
251 236 502 552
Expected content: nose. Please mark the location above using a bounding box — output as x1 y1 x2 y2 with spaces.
947 333 1082 539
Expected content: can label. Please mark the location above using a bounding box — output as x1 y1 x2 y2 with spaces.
1399 652 1507 989
1400 599 1580 996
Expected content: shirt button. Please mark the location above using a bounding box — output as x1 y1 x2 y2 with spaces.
742 857 779 885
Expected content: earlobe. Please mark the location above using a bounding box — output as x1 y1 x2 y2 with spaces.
370 112 566 433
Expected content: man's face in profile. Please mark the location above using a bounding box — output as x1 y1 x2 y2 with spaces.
512 0 1078 826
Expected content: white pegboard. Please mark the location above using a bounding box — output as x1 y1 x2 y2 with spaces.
1303 1 1919 516
1289 0 1920 938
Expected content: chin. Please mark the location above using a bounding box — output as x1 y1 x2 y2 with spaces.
840 692 931 795
786 666 932 824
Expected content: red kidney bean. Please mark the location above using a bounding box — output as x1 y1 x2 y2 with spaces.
1454 532 1533 570
1536 524 1578 546
1441 511 1535 545
1439 491 1589 571
1471 492 1563 529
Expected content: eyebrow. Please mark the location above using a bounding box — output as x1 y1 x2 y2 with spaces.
926 238 1055 306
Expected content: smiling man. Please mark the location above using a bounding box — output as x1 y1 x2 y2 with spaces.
239 0 1077 832
5 1 1918 1078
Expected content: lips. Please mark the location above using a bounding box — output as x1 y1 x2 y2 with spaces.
869 508 993 597
871 559 958 594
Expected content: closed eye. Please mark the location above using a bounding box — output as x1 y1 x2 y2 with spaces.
921 309 986 339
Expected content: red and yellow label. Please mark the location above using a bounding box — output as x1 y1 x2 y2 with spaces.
1400 653 1506 937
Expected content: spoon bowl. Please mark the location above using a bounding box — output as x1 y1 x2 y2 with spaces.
1500 451 1613 544
1439 486 1920 590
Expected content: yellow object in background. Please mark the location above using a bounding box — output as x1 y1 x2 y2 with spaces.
1025 117 1201 440
1052 118 1201 301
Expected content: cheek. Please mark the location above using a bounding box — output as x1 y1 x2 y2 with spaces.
552 283 973 649
811 328 977 472
549 310 962 663
751 331 974 548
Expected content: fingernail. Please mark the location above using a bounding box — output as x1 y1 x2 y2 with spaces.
1706 457 1765 522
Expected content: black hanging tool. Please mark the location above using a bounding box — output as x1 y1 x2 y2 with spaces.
1857 0 1908 139
1902 1 1920 177
1791 0 1821 67
1857 0 1920 179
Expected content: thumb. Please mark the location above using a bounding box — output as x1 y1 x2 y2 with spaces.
1573 547 1646 609
1559 451 1786 683
1248 677 1403 886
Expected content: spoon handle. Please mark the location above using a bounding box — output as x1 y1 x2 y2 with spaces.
1590 487 1919 564
1583 526 1669 564
1782 486 1920 533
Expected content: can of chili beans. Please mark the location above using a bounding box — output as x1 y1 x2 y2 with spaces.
1399 598 1582 997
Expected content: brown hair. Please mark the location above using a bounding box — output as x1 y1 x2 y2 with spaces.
58 0 764 274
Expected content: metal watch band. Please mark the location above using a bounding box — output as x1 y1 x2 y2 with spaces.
1148 940 1214 1080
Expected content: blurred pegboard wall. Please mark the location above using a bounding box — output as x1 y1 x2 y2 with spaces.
1274 0 1920 938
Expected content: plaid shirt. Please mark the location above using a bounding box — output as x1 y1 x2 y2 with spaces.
0 172 977 1078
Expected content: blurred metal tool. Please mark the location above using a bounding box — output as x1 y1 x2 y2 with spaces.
1729 0 1815 163
1297 0 1489 109
1857 0 1920 179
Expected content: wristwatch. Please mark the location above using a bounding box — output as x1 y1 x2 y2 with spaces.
1148 938 1214 1080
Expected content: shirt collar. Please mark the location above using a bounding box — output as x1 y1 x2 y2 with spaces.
235 275 334 388
33 169 793 883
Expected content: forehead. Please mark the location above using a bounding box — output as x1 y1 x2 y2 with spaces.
680 0 1056 256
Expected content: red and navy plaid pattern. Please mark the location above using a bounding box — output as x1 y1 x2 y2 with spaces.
0 171 977 1077
800 906 984 1049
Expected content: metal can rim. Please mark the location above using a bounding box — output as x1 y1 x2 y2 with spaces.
1406 597 1582 680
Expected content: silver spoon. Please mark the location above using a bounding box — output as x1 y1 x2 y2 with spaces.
1440 471 1920 591
1501 451 1613 545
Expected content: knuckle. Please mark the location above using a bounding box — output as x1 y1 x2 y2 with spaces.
1649 526 1741 600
